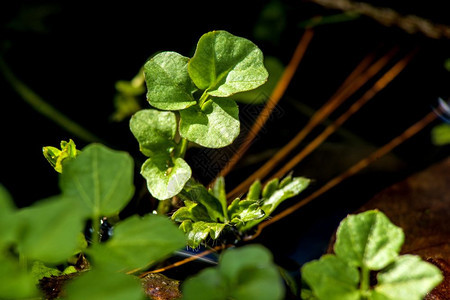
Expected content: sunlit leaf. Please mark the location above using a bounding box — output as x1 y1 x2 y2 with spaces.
43 139 80 173
301 255 360 300
334 210 404 270
130 109 177 156
209 177 228 220
372 255 443 300
180 221 226 249
60 144 135 217
179 179 224 222
179 98 240 148
141 154 191 200
144 51 197 110
231 57 284 104
188 30 268 97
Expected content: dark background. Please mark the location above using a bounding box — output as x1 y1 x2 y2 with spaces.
1 1 449 268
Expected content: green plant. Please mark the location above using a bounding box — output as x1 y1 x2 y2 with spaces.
182 244 285 300
301 210 443 300
130 30 310 247
130 30 269 200
173 176 309 248
0 143 185 299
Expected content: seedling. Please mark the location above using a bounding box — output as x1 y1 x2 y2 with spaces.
301 210 443 300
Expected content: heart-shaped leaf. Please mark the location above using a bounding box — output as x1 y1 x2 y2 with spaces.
130 109 177 156
372 255 443 300
65 268 144 300
301 255 361 300
144 51 197 110
141 154 191 200
60 144 135 217
88 214 185 271
188 30 268 97
179 98 240 148
17 196 88 264
334 210 405 270
182 245 284 300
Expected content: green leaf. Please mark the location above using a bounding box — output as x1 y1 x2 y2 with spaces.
183 245 284 300
182 268 227 300
179 98 240 148
445 58 450 71
17 196 88 264
209 177 228 220
60 144 135 217
89 214 185 271
334 210 404 270
0 256 39 299
141 154 191 200
431 123 450 146
229 200 265 224
0 187 19 250
65 268 144 300
262 178 279 198
301 255 361 300
231 57 284 104
188 30 268 97
43 139 80 173
130 109 177 156
246 180 262 201
241 177 309 231
171 200 211 223
0 184 15 215
180 179 225 222
372 255 443 300
181 221 226 249
144 51 197 110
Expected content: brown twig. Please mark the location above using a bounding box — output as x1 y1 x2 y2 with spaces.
269 49 417 180
213 29 315 185
226 47 398 200
246 110 437 241
137 244 230 277
307 0 450 39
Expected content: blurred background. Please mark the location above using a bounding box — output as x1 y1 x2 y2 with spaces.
1 0 449 270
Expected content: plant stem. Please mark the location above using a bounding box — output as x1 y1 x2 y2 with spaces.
175 138 188 158
198 91 210 107
360 265 370 298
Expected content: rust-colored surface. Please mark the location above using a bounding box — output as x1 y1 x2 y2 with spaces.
141 273 181 300
357 157 450 299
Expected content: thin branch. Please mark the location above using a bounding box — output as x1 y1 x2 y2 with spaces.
246 110 437 241
307 0 450 39
269 49 417 180
227 47 398 200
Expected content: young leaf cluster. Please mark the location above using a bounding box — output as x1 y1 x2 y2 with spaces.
130 30 268 200
172 175 310 248
301 210 443 300
0 142 185 299
42 139 80 173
